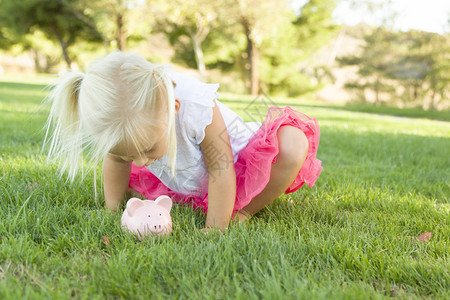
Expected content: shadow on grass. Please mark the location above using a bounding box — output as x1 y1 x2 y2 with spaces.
331 103 450 122
318 128 450 202
219 97 450 123
0 81 50 106
0 81 49 90
2 80 448 122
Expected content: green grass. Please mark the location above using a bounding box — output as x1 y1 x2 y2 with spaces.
0 75 449 299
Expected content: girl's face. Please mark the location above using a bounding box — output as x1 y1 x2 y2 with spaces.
109 99 180 167
110 126 168 167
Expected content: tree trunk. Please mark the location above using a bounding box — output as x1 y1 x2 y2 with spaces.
60 41 72 68
249 40 260 96
429 86 438 110
117 13 126 51
191 33 206 81
429 76 439 110
413 82 418 100
374 79 380 105
51 21 72 68
242 18 259 96
31 49 44 73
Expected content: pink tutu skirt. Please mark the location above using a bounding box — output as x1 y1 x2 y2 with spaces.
129 106 322 214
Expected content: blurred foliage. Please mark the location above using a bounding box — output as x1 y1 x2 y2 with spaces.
151 0 224 80
294 0 340 60
0 0 103 67
0 0 447 108
76 0 152 50
339 28 450 109
0 0 338 96
0 0 341 96
151 0 338 96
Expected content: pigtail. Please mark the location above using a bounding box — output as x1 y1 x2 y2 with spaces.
154 67 177 177
44 52 178 188
120 56 177 176
43 71 85 181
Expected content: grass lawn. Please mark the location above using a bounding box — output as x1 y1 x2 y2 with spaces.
0 75 449 299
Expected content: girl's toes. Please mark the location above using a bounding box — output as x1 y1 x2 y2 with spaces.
235 210 252 223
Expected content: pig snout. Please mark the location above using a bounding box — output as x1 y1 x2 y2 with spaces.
146 216 170 233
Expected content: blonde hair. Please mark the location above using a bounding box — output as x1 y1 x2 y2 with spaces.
43 52 177 182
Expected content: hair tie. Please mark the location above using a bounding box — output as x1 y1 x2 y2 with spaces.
150 64 172 76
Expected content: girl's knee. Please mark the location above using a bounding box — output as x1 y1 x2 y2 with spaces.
276 126 309 168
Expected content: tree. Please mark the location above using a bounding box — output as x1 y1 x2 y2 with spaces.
389 31 450 109
152 0 221 80
230 0 295 96
339 27 450 109
73 0 150 51
151 0 339 97
0 21 19 51
341 28 399 104
0 0 102 68
293 0 340 61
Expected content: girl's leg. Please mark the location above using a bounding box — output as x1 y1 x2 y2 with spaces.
236 125 309 221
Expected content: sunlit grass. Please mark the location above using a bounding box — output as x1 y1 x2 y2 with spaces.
0 76 449 299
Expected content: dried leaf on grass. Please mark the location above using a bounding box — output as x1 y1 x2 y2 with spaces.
102 236 111 246
26 182 38 190
412 232 432 243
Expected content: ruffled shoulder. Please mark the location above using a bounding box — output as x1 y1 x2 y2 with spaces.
167 69 220 144
166 69 219 107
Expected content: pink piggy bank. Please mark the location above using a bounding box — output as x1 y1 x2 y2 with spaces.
121 196 173 240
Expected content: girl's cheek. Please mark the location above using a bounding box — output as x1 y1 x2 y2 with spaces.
155 145 168 159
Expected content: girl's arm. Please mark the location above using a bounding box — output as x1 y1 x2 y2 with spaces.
200 101 236 231
103 153 132 211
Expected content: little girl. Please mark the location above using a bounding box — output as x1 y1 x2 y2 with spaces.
45 52 322 231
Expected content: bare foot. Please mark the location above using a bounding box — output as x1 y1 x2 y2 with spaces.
235 210 252 223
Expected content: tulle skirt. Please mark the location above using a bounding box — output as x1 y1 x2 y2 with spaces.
129 106 322 214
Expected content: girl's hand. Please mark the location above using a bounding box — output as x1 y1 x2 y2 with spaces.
199 100 237 232
103 153 132 211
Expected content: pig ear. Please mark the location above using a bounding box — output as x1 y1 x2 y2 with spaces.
126 198 145 217
154 195 172 212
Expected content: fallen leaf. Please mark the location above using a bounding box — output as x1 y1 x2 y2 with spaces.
412 232 432 243
26 182 38 190
102 236 111 246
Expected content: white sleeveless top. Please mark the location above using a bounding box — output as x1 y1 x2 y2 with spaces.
146 69 261 197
